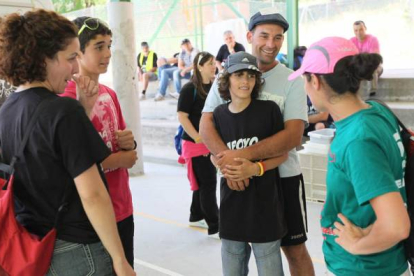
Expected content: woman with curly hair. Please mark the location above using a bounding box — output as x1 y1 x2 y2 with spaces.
0 9 134 275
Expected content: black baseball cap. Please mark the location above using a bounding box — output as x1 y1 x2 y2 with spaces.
248 12 289 33
141 42 149 47
224 52 261 74
181 38 190 45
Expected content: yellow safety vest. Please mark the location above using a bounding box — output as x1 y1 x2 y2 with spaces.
139 51 157 76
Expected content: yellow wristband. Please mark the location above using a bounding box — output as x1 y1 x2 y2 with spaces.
194 137 202 143
256 162 264 177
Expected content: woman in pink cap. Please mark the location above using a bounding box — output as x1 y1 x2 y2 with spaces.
289 37 410 275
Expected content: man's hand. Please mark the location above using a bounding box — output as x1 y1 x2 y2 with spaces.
216 150 240 170
72 74 99 117
116 130 135 150
216 150 250 191
180 69 187 77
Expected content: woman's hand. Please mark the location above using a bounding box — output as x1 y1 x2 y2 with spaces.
113 258 136 276
222 158 259 181
333 213 373 254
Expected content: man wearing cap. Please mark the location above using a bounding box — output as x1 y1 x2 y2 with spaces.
216 30 246 72
200 12 315 276
350 20 382 96
154 39 199 101
137 42 158 100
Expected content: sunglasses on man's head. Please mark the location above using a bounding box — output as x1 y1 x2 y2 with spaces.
78 18 107 35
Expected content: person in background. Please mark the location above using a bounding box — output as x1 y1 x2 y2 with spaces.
289 36 410 276
155 39 199 101
215 30 246 72
293 46 307 71
304 96 334 136
350 20 382 96
137 41 158 100
62 16 137 268
177 51 219 238
0 10 134 275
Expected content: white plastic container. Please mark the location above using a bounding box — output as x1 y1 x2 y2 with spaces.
308 128 336 144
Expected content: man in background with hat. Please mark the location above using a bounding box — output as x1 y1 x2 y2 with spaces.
200 11 315 276
155 38 199 101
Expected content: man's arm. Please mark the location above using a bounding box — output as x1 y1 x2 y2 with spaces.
199 112 228 154
308 112 329 124
217 119 304 165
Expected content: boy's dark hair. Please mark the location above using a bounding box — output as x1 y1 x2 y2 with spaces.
304 53 382 95
218 70 263 101
0 10 78 86
72 16 112 53
191 51 214 99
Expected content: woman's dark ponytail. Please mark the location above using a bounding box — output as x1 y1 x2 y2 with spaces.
322 53 383 95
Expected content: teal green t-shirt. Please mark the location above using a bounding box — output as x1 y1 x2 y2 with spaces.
321 101 408 276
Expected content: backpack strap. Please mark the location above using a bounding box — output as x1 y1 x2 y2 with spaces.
368 99 409 133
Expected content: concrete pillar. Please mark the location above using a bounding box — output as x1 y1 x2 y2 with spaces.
108 1 144 175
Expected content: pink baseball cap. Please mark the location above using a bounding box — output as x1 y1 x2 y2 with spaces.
288 37 359 81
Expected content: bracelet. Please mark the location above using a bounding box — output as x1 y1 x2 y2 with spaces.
194 137 202 143
133 140 137 150
255 162 264 177
260 161 266 174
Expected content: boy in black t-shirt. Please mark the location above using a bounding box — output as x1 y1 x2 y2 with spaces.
213 52 287 275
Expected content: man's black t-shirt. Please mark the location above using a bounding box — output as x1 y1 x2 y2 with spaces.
0 87 111 244
216 42 246 63
177 81 212 142
213 99 287 243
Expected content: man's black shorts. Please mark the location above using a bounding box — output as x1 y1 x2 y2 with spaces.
281 174 308 247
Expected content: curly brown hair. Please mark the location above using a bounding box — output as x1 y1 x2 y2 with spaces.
0 10 78 86
217 70 263 101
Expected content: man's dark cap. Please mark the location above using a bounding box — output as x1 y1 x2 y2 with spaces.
248 12 289 33
141 42 149 47
181 38 190 45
